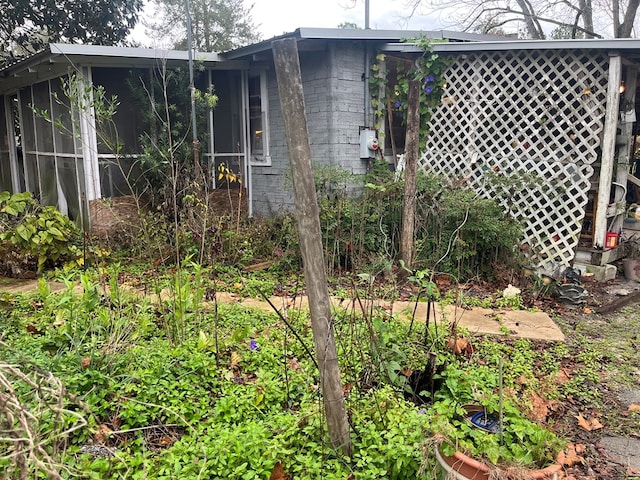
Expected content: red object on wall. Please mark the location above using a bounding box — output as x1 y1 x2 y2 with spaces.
605 232 618 249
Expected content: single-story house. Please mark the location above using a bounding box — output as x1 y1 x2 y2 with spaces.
1 28 639 275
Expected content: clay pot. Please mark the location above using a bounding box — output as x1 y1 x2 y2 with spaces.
435 446 561 480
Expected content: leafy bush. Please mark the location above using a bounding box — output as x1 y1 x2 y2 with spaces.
0 191 81 274
314 162 523 281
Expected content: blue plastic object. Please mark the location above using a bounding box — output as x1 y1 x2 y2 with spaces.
469 411 500 433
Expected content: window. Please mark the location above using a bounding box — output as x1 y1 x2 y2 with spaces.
248 72 270 166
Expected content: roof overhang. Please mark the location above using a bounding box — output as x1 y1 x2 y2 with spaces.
384 38 640 62
0 43 228 93
221 27 507 61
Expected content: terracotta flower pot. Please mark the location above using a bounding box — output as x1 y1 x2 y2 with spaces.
435 445 561 480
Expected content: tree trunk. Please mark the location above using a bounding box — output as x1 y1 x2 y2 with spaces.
616 0 640 37
271 38 351 456
515 0 545 38
400 79 421 271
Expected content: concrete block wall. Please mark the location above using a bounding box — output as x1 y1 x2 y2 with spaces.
251 42 370 216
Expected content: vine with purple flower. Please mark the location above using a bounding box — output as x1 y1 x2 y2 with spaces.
370 36 450 151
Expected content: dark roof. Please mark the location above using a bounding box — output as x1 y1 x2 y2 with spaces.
385 37 640 58
0 43 224 93
221 27 508 60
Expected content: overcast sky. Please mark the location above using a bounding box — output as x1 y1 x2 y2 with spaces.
248 0 446 39
130 0 451 47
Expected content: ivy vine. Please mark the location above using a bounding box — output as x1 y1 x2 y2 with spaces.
370 36 451 151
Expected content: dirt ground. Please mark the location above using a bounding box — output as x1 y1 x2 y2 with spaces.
535 275 640 479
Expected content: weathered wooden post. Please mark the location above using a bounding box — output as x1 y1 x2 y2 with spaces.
400 79 421 271
272 38 351 456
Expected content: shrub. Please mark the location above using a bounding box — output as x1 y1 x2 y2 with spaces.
0 192 81 274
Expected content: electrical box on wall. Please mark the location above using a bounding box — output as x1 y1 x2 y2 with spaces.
359 129 379 159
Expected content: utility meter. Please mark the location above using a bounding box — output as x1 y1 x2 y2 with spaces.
359 129 379 159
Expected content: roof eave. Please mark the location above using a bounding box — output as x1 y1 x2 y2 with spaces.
221 27 507 60
383 38 640 53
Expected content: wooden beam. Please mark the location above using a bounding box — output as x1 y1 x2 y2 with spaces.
628 173 640 187
594 54 622 248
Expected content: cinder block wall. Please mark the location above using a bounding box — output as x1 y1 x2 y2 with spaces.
251 42 368 216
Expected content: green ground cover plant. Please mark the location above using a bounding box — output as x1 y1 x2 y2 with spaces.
0 266 571 479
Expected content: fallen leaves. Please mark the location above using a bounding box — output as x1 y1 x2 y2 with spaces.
288 358 301 371
558 443 586 467
230 351 242 369
94 424 113 444
628 404 640 413
446 336 474 356
269 461 292 480
528 391 557 422
26 324 42 335
575 413 603 431
556 368 572 384
81 357 91 368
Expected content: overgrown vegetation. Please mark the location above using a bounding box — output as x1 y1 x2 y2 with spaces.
0 191 81 275
0 266 590 478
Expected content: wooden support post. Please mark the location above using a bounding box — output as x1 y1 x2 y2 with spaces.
400 79 421 271
272 38 351 456
594 54 622 248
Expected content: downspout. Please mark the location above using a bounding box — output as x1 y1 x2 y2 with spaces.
363 0 371 128
594 53 622 249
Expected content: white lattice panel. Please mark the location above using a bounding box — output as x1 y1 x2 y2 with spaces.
415 49 609 273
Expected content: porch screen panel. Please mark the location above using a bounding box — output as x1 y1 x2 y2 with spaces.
416 49 608 273
211 70 244 189
0 96 12 192
19 87 39 198
91 67 144 155
50 76 76 154
32 80 57 207
51 76 83 222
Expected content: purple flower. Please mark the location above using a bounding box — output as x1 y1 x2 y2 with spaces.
424 75 435 83
418 409 426 415
394 100 402 108
250 340 258 351
425 86 433 95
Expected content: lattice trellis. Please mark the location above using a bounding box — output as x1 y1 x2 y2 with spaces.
415 49 609 273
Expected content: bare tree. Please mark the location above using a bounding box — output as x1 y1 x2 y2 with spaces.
402 0 640 37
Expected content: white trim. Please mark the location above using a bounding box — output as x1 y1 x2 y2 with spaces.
241 70 252 217
23 150 82 158
207 69 216 189
78 67 101 201
3 95 21 192
249 70 272 167
594 54 622 249
205 152 242 158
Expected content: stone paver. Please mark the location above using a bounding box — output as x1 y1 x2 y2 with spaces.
0 278 565 342
0 277 67 294
599 436 640 472
619 389 640 409
218 294 565 342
